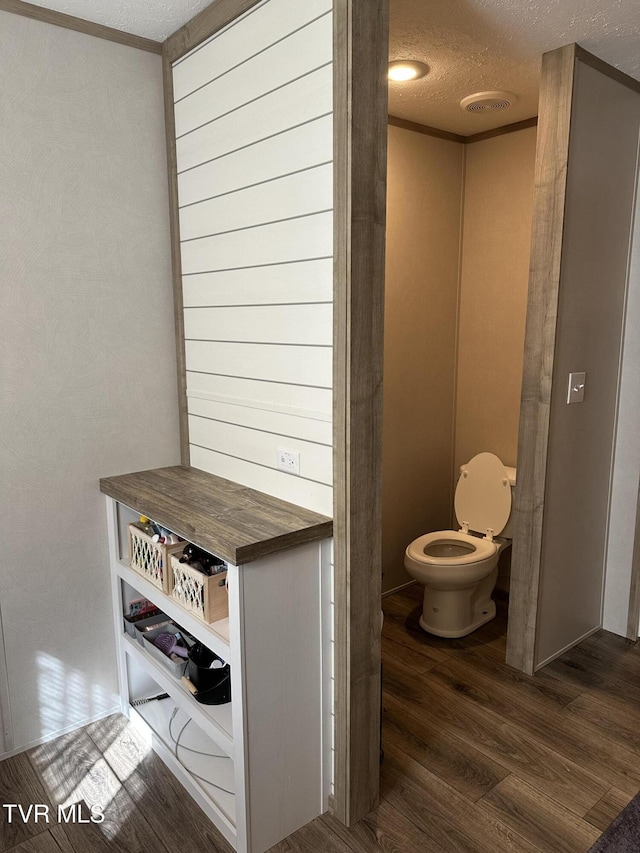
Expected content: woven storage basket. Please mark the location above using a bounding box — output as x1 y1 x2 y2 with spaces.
128 524 184 593
170 554 228 624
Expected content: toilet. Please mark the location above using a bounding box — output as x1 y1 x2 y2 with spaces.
404 452 516 638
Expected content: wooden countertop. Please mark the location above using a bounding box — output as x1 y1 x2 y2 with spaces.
100 466 333 565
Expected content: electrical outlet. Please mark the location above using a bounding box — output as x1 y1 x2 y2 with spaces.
277 447 300 475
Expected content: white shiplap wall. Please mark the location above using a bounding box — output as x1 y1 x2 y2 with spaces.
172 0 333 517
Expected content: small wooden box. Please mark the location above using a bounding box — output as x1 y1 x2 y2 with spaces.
169 554 228 624
128 524 184 594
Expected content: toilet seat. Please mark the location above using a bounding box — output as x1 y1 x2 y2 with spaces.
455 452 512 538
406 530 497 568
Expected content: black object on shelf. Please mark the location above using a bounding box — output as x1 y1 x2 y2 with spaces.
188 643 231 705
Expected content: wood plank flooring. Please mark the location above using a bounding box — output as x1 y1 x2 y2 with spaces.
2 584 639 851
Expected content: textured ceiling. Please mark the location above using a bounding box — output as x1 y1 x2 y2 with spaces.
22 0 640 134
25 0 213 41
390 0 640 135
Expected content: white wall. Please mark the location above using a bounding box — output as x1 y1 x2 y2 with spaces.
603 158 640 636
172 0 334 516
0 12 180 752
535 61 640 666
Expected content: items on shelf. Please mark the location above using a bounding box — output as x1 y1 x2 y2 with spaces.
129 597 160 619
179 542 226 576
182 642 231 706
139 515 182 545
171 554 229 624
143 623 193 675
136 614 231 705
130 693 170 707
124 517 231 696
128 519 229 624
137 515 156 536
136 615 171 637
123 600 167 640
129 522 184 593
153 629 193 659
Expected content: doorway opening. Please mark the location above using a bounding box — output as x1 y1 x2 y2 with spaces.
380 38 640 679
334 4 640 825
382 77 538 658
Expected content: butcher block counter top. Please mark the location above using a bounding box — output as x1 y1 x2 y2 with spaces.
100 465 333 565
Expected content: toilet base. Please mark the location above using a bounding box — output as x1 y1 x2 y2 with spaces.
417 566 499 638
419 598 496 638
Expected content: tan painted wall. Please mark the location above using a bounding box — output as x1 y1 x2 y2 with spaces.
382 125 463 592
382 125 537 594
454 128 538 474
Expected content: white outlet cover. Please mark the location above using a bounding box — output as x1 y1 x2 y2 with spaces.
277 447 300 475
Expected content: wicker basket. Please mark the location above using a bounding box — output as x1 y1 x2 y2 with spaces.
170 554 228 624
128 524 184 593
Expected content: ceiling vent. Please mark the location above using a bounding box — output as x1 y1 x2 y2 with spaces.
460 91 517 113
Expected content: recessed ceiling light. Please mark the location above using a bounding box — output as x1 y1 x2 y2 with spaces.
388 60 429 82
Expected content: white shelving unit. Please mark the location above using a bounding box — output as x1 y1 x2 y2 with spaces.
102 469 332 853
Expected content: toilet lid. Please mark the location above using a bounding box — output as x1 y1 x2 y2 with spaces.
454 452 512 537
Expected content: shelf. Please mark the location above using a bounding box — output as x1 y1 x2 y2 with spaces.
116 558 230 660
129 700 237 849
106 486 328 853
121 633 233 758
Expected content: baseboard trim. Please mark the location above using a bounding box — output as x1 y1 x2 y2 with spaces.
0 705 120 762
382 580 416 598
534 625 601 672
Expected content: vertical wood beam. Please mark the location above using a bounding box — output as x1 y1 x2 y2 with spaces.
506 44 576 674
332 0 389 825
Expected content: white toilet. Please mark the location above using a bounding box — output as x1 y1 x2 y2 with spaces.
404 452 516 638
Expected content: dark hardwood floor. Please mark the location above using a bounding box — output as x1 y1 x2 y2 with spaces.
2 584 639 852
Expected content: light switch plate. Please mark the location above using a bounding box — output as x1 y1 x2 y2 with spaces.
567 371 586 404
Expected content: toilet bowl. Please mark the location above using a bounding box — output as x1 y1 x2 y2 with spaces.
404 453 516 638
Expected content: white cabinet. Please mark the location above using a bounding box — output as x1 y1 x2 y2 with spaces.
101 467 332 853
